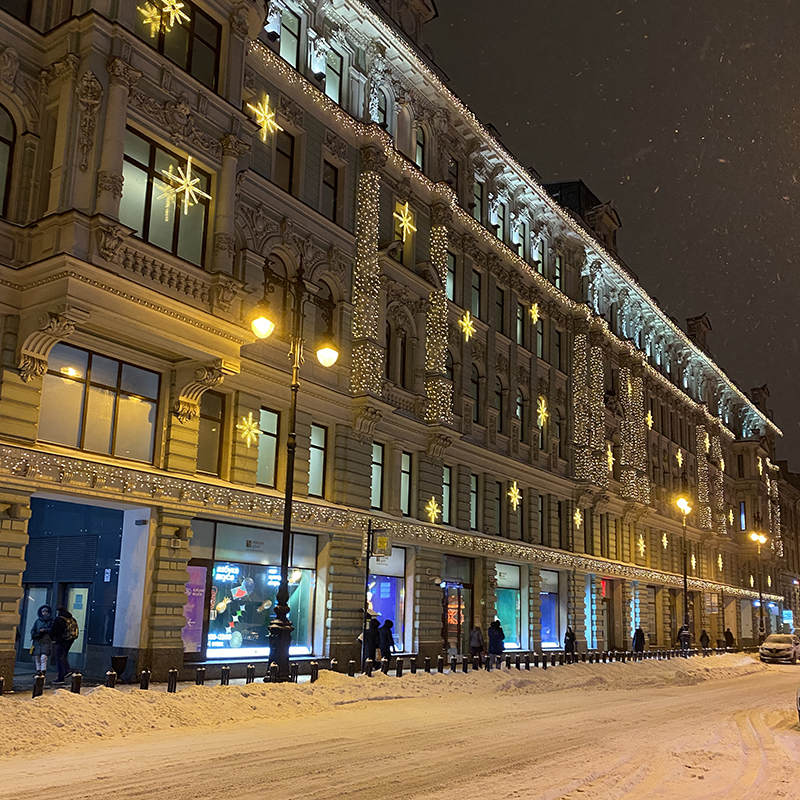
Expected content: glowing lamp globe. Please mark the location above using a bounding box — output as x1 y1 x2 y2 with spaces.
251 315 275 339
316 341 339 367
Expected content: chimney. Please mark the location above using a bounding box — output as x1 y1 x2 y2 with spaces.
686 313 712 354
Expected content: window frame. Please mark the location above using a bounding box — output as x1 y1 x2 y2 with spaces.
471 269 482 319
197 390 225 476
472 179 483 222
445 251 456 302
324 47 344 104
400 451 413 516
256 407 280 488
442 465 452 525
321 158 339 222
469 473 479 530
308 423 327 498
371 443 385 510
0 104 14 218
279 6 301 68
414 126 425 172
274 128 296 195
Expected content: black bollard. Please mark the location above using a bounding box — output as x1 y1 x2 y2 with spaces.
310 661 319 683
424 656 431 673
461 655 469 674
290 663 299 683
485 654 492 671
551 653 557 668
220 665 230 686
268 662 278 682
581 652 587 663
69 672 81 694
473 654 481 671
381 658 390 675
330 658 339 672
558 652 564 666
449 655 457 673
140 669 151 690
0 675 4 695
195 667 206 686
437 655 444 673
167 668 178 693
105 671 117 689
515 654 521 670
347 660 356 677
365 658 374 677
542 654 547 670
506 655 512 670
32 673 44 698
533 652 540 668
410 657 417 674
396 658 404 678
524 653 530 670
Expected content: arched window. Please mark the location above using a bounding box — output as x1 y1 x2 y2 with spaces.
494 378 503 432
470 365 480 423
414 126 425 171
0 106 15 218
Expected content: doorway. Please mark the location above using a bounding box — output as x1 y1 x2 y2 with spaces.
441 582 472 655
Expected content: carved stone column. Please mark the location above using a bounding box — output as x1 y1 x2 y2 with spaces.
46 54 80 215
96 57 142 219
213 133 250 274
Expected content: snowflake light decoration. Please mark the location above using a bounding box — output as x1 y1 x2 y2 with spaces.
676 450 684 469
728 509 734 527
458 310 476 342
537 396 549 429
159 156 211 221
247 94 283 141
691 554 697 572
138 2 162 37
393 201 417 242
750 574 755 587
236 412 260 448
162 0 189 29
606 441 615 473
637 534 646 557
529 302 540 325
718 554 723 572
425 497 440 524
758 457 763 476
662 532 669 550
767 575 772 588
573 508 582 529
645 410 653 429
138 0 189 36
507 481 522 511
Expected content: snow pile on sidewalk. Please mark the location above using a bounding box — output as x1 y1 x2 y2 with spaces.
0 654 767 756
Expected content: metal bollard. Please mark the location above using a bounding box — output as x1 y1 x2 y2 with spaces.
666 650 671 660
269 663 279 682
581 652 587 663
246 664 256 684
506 655 512 670
140 669 151 690
69 672 81 694
167 668 178 693
473 654 481 671
330 659 338 672
410 657 417 674
290 663 299 683
381 658 390 675
0 675 4 696
437 655 444 673
558 652 564 666
485 654 492 671
600 651 606 663
195 667 206 686
449 655 457 673
365 659 374 677
461 655 469 674
424 656 431 673
32 673 45 698
542 654 547 670
396 658 404 678
515 654 521 670
105 671 117 689
347 660 356 677
310 661 319 683
533 652 540 668
524 654 530 670
220 665 230 686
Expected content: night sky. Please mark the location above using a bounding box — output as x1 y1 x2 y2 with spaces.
426 2 800 465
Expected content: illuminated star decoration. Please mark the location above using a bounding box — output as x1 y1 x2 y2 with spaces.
425 497 440 524
637 534 646 557
662 533 669 550
676 450 684 468
750 575 754 587
529 302 540 325
247 94 283 141
691 554 697 572
704 432 710 453
537 396 549 428
508 481 522 511
606 442 615 473
758 457 763 475
159 156 211 221
236 412 261 448
162 0 189 29
393 201 417 242
137 2 162 37
645 410 653 429
720 457 726 472
728 509 734 527
718 554 723 572
458 310 476 341
767 575 772 588
573 508 583 529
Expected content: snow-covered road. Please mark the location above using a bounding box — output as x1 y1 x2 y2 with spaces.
2 655 799 799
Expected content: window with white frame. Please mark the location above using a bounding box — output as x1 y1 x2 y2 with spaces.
197 391 224 475
442 465 452 525
446 251 456 302
325 48 343 104
472 179 483 222
308 423 327 497
400 451 412 516
469 474 479 530
415 126 425 171
371 443 384 510
279 7 301 67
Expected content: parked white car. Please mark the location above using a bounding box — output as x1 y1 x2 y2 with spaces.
759 634 800 664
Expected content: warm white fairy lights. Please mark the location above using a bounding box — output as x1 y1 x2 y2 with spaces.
718 554 723 572
425 224 453 423
696 425 712 530
619 363 649 504
606 441 615 473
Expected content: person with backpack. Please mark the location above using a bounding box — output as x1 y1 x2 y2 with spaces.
51 607 78 684
30 605 53 676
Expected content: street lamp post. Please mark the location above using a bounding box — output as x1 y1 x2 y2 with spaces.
251 256 339 681
750 531 768 643
677 497 692 634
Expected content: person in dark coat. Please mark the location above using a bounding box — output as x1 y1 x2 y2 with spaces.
364 618 380 667
50 606 77 684
724 627 735 649
487 620 505 655
564 627 576 654
632 626 645 652
699 629 710 649
677 625 691 650
30 605 53 675
378 619 395 664
469 624 485 658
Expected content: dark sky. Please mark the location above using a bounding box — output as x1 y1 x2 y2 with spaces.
426 1 800 465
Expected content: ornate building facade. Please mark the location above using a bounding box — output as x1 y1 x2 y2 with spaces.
0 0 790 681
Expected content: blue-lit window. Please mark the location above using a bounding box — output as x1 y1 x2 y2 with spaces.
540 569 560 648
740 500 746 531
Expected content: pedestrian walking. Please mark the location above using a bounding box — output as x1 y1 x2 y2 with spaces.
632 626 645 653
699 629 710 649
364 617 380 667
378 619 395 664
724 627 735 649
30 605 53 676
51 606 79 684
677 624 691 650
469 623 485 658
488 619 505 656
564 627 576 654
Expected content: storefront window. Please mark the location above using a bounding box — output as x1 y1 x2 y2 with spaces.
540 569 560 648
367 546 405 649
495 563 521 649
